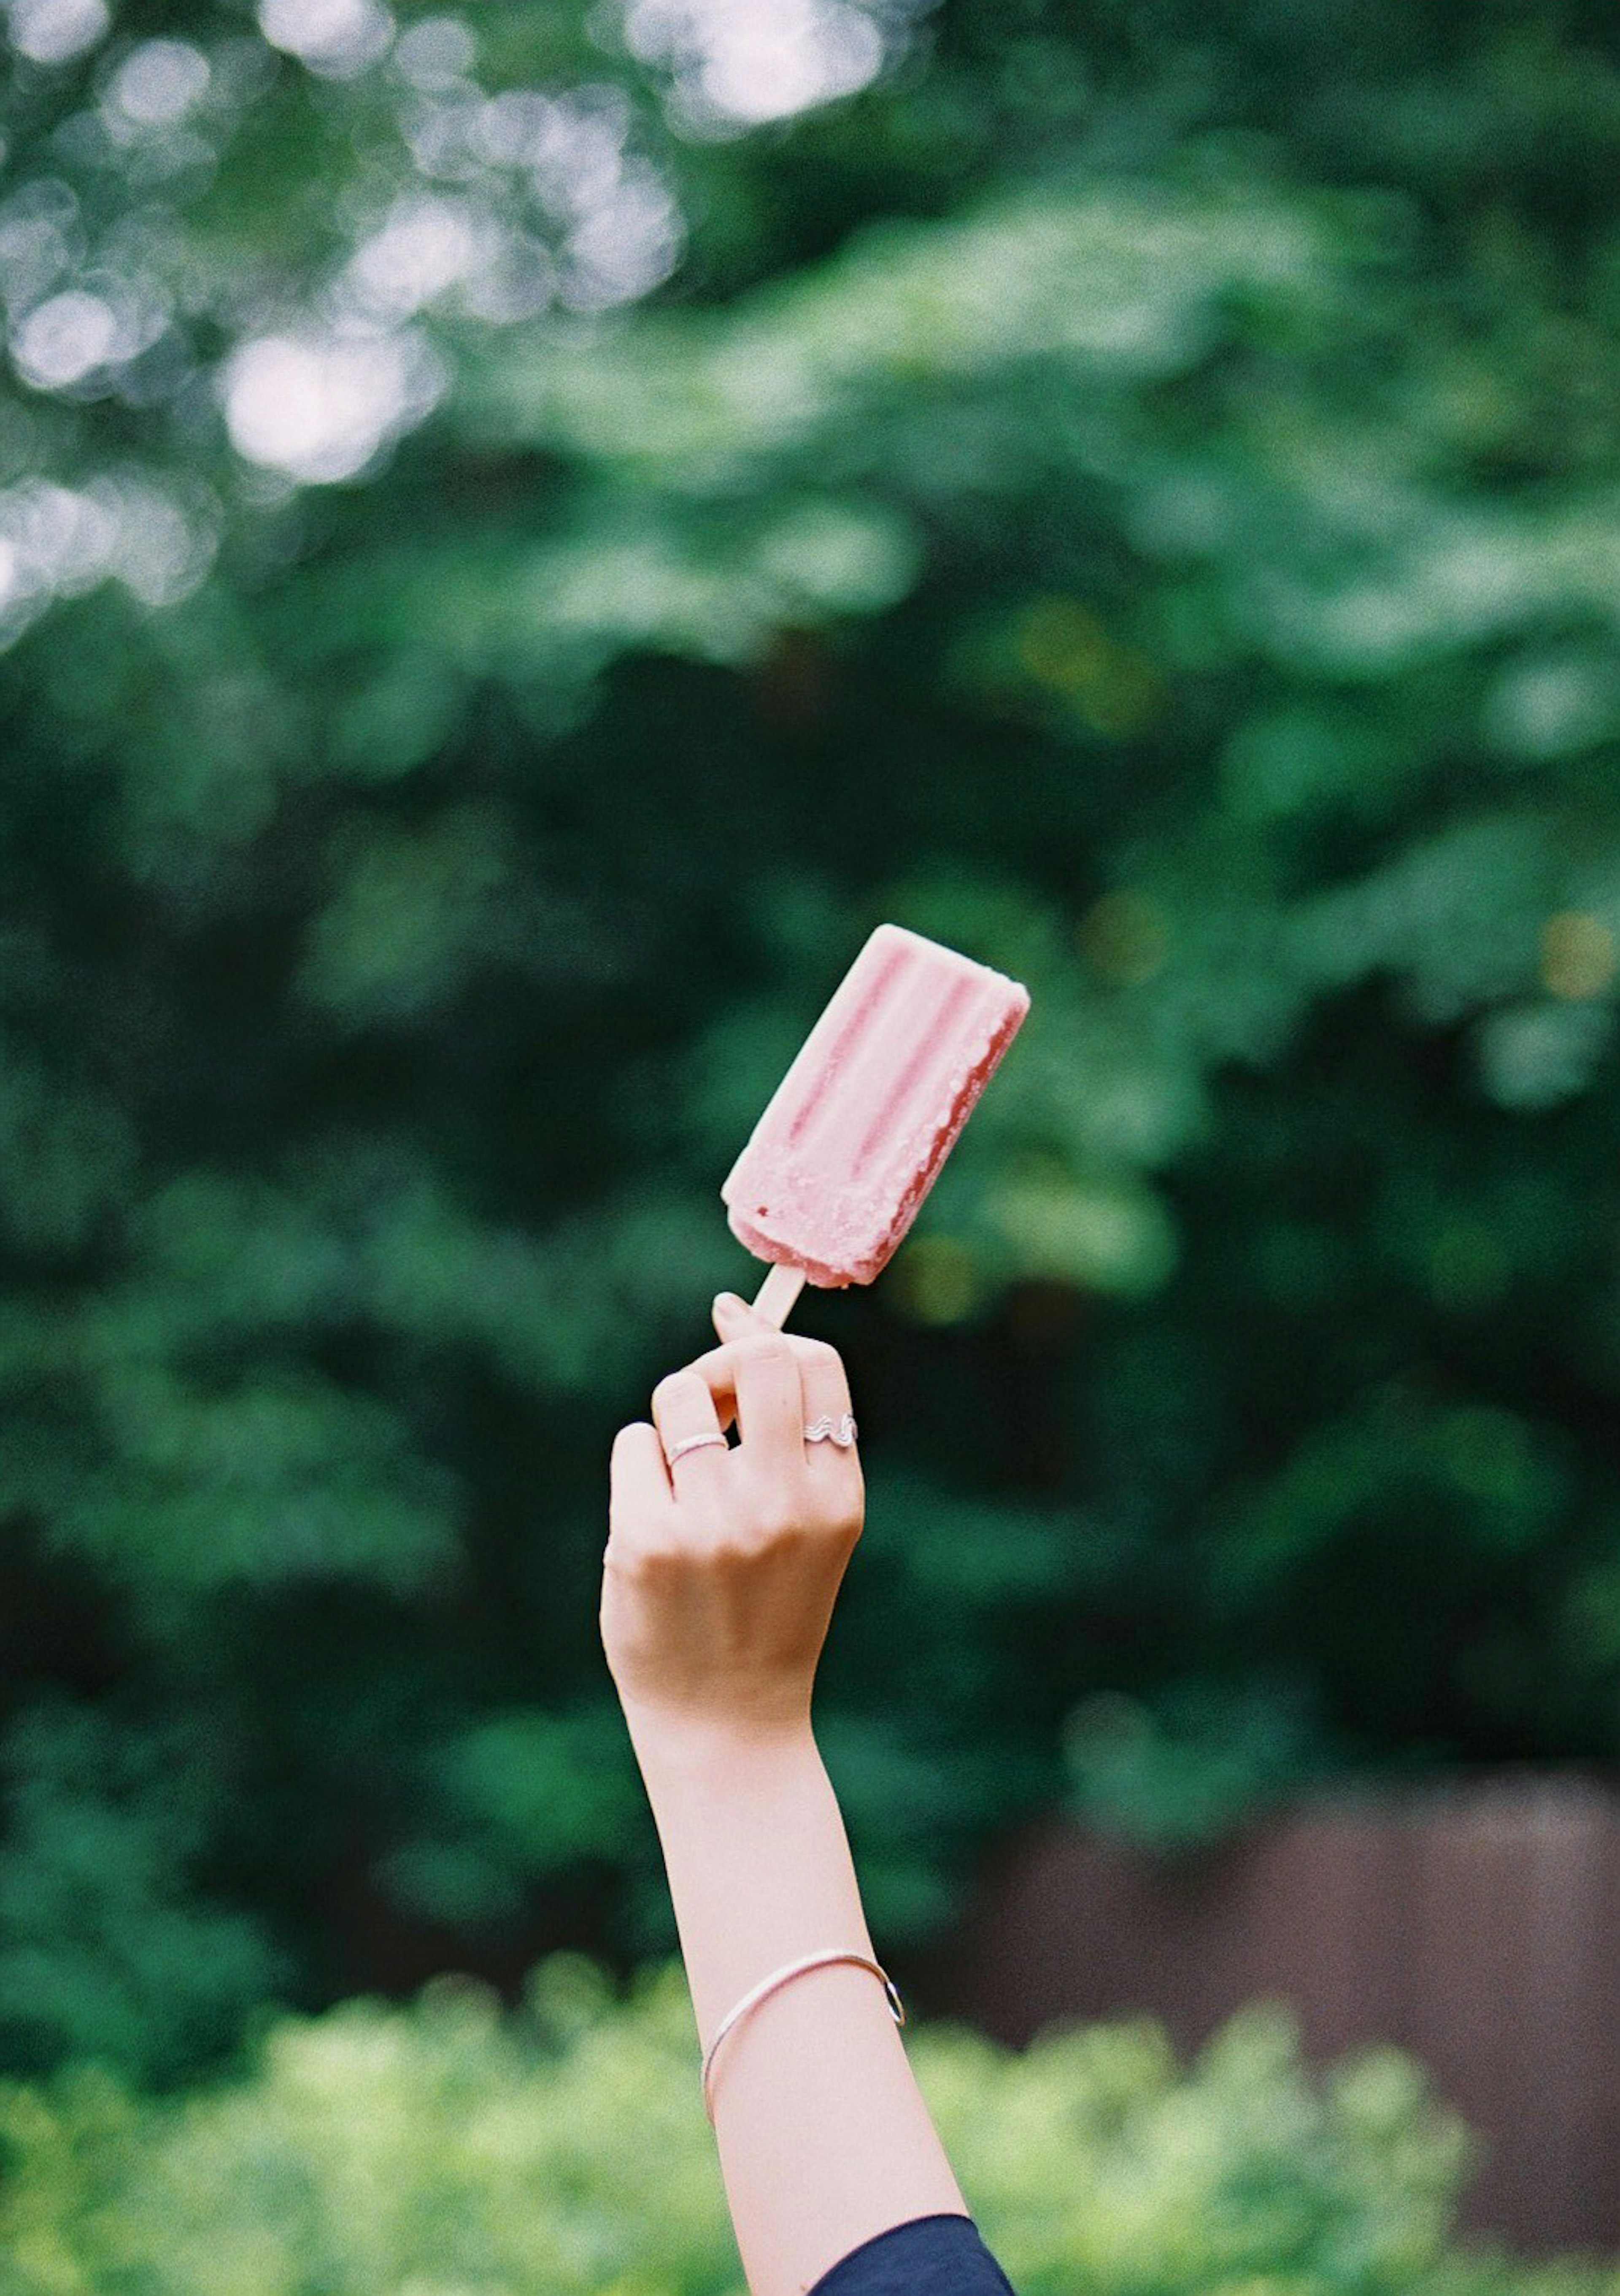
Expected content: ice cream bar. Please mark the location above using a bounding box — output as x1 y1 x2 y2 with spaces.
722 922 1030 1326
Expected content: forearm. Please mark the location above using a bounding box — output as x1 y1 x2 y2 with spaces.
627 1713 968 2296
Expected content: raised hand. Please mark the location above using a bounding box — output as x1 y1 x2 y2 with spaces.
600 1290 864 1754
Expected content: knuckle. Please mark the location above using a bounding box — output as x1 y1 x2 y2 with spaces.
796 1337 842 1374
751 1496 803 1545
813 1483 863 1538
608 1497 665 1545
617 1535 681 1583
688 1490 745 1539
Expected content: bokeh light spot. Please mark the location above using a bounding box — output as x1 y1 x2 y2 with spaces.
1017 597 1159 734
1080 890 1171 985
345 193 489 319
108 39 211 128
889 1235 983 1326
5 0 108 65
12 288 120 387
392 13 474 88
626 0 886 128
1017 597 1108 691
1539 911 1616 1001
257 0 393 79
222 332 443 484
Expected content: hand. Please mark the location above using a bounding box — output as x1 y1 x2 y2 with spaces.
600 1290 865 1754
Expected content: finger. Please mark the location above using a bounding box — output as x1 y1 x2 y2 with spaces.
678 1336 796 1426
684 1333 843 1417
714 1299 859 1503
683 1333 804 1470
713 1289 772 1342
650 1364 732 1496
607 1421 672 1557
710 1289 773 1398
790 1334 854 1434
612 1420 672 1507
787 1335 860 1523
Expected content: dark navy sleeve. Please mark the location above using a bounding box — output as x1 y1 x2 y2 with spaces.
805 2212 1018 2294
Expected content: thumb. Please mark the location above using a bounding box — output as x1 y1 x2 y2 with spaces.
712 1288 772 1339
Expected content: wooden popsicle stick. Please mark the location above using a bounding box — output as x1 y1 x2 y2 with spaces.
750 1261 807 1329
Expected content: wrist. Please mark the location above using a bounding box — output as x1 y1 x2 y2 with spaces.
619 1700 820 1794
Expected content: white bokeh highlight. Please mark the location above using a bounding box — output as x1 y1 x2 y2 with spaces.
0 472 216 637
14 288 121 386
222 331 446 483
0 0 708 602
391 13 475 89
257 0 394 78
625 0 886 126
343 193 494 319
108 40 211 128
5 0 109 65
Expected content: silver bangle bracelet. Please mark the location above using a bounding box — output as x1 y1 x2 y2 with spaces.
701 1948 906 2123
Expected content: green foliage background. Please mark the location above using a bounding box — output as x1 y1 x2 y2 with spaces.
2 0 1619 2153
5 1953 1620 2296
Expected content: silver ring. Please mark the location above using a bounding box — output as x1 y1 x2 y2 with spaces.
665 1416 857 1464
806 1414 857 1448
667 1431 729 1463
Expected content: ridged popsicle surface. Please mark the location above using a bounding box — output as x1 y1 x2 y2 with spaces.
721 923 1030 1287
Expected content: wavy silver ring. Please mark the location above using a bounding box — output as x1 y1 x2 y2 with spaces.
665 1414 856 1464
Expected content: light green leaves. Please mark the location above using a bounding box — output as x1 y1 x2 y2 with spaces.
3 1952 1601 2296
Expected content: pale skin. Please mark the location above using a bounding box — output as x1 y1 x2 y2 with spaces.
600 1288 971 2296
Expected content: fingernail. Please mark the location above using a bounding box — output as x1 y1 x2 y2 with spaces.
714 1291 744 1315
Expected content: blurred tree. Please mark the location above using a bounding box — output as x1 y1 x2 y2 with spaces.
0 0 1618 2082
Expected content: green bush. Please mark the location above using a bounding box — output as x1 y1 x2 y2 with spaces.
0 1952 1612 2296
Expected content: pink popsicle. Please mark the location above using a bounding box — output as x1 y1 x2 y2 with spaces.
721 923 1031 1327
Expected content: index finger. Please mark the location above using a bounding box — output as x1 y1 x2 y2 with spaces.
678 1334 845 1414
